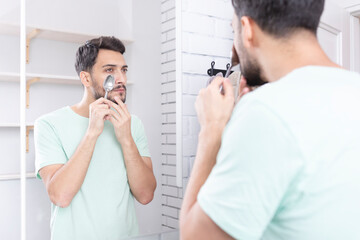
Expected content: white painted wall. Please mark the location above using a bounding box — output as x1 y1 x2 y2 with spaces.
0 35 19 73
0 0 133 41
335 0 360 8
27 0 132 41
0 0 19 24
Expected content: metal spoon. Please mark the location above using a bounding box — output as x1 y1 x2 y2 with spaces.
219 51 234 94
103 75 115 99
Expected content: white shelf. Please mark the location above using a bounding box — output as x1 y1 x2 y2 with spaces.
0 172 36 181
0 71 79 85
0 22 134 44
0 123 34 128
0 72 20 82
0 22 20 36
27 73 81 85
0 72 133 85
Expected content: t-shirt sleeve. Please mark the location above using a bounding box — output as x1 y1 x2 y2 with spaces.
132 116 151 158
34 118 68 179
197 100 304 240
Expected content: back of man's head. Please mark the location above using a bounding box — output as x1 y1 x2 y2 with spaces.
232 0 325 37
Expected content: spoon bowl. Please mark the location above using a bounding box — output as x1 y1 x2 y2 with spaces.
103 75 115 99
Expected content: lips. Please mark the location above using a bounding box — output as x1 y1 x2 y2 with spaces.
114 88 125 93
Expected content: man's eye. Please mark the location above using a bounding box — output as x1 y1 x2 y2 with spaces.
122 69 128 73
106 68 113 72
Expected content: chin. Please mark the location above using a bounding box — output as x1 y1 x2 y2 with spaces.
110 97 126 104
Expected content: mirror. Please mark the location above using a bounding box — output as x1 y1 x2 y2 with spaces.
0 0 172 239
24 0 165 239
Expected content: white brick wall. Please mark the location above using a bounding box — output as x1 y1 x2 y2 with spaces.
180 0 233 153
161 0 182 231
182 0 234 19
180 0 233 216
160 0 233 230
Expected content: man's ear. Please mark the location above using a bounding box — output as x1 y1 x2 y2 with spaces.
79 71 91 87
240 16 255 49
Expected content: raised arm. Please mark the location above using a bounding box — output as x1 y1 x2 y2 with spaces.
106 96 156 205
38 98 113 208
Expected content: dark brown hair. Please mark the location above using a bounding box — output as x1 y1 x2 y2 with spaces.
232 0 325 37
75 36 126 76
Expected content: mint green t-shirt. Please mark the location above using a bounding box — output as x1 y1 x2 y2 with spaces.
34 106 151 240
198 66 360 240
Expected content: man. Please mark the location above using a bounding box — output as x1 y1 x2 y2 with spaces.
180 0 360 239
34 36 156 240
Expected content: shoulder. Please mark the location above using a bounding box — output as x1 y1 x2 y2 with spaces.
130 114 147 137
35 106 70 130
233 82 282 120
130 114 144 126
233 67 315 120
130 114 140 122
130 114 144 129
228 81 296 143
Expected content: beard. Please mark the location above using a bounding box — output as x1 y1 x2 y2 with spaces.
238 42 268 87
91 75 127 103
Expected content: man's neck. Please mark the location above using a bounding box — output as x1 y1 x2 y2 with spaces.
258 31 341 83
71 91 95 118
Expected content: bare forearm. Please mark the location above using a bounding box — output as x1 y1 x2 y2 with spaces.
47 131 98 207
180 76 235 239
121 139 156 204
181 126 222 222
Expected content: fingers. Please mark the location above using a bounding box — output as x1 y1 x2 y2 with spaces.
236 76 252 102
207 76 235 99
111 96 130 118
94 104 110 110
107 114 116 125
209 75 225 89
105 109 121 122
92 97 110 106
239 76 247 92
206 76 216 86
222 78 235 100
108 99 126 116
93 97 129 119
90 98 121 122
90 98 113 113
95 109 113 120
114 96 128 111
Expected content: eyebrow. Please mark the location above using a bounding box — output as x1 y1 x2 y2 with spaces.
102 64 128 69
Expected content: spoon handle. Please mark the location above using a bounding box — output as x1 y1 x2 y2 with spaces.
225 64 232 78
219 64 232 94
104 91 108 99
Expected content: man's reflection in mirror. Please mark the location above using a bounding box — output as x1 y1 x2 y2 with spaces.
34 36 156 240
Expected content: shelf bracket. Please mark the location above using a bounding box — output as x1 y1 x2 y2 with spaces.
26 77 40 108
26 29 41 64
26 125 34 153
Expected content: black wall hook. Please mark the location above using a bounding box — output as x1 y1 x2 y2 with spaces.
207 61 233 77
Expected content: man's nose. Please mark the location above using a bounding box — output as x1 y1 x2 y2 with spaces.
114 71 126 84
